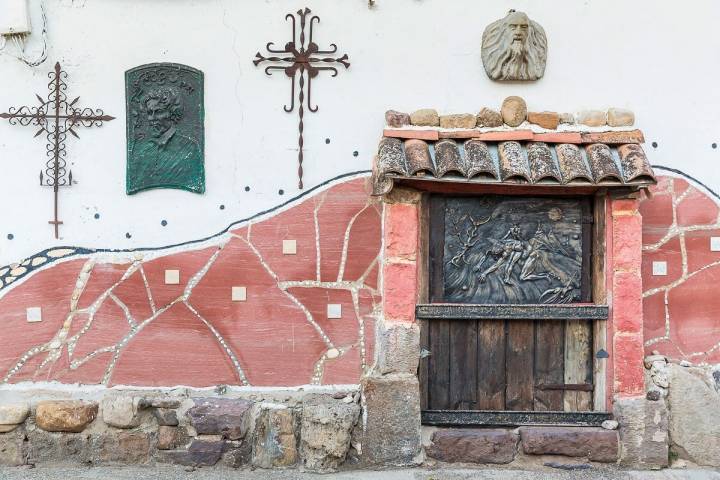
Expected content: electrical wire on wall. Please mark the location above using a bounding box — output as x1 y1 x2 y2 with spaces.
0 0 48 67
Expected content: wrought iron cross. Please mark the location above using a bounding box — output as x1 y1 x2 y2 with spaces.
0 62 115 239
254 7 350 189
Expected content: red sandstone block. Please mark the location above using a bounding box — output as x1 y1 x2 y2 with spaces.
612 198 640 216
612 214 642 271
382 262 417 323
613 333 645 396
612 271 643 333
384 203 418 261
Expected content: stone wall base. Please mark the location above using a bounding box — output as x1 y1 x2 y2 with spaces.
0 387 361 472
424 426 619 467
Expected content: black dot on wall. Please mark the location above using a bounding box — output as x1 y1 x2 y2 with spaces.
278 189 285 195
325 138 331 144
353 151 359 157
94 213 100 219
713 143 717 149
652 142 658 148
244 186 250 192
161 220 168 227
125 233 132 239
7 234 13 240
219 204 225 210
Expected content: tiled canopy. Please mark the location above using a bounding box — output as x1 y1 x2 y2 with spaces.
372 136 656 195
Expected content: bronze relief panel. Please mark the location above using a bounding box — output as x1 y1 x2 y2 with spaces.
440 196 588 304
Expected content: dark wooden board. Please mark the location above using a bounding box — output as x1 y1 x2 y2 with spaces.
476 319 506 410
449 320 478 409
533 320 565 411
416 304 609 321
505 320 534 411
421 409 612 427
428 319 451 409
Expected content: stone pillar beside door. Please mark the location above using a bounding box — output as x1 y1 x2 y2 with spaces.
358 187 423 467
609 196 669 468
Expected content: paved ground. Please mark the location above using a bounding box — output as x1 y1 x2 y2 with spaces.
0 466 718 480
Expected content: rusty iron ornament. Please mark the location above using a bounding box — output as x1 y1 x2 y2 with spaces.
0 62 115 239
254 7 350 189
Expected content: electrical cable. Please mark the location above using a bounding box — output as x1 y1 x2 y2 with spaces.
0 0 48 67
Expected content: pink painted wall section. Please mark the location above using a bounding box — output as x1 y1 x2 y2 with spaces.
609 197 645 397
640 175 720 364
0 177 381 387
382 199 420 325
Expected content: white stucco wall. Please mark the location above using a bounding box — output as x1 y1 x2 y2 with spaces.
1 0 719 265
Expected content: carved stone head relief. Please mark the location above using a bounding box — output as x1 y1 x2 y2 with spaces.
481 10 547 81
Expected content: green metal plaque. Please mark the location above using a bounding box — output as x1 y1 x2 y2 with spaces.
125 63 205 195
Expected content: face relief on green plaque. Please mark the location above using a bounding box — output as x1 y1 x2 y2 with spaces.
125 63 205 195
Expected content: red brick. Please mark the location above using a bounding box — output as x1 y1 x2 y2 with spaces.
532 132 583 144
384 203 418 260
580 130 645 144
382 262 417 322
383 129 439 141
612 214 642 271
612 198 640 216
673 178 690 197
476 130 534 141
342 204 382 282
612 271 643 333
613 333 645 396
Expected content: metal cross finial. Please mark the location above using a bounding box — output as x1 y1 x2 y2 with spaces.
253 7 350 189
0 62 115 239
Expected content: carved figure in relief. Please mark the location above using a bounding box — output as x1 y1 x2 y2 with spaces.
129 87 202 191
444 197 582 304
481 10 547 81
125 63 205 195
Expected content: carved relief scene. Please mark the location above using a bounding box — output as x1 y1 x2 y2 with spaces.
443 196 587 304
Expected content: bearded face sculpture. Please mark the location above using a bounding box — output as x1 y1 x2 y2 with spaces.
481 10 547 81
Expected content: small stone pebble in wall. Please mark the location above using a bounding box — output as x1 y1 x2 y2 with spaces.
125 233 132 239
94 213 100 219
219 205 225 210
325 138 331 144
7 234 13 240
713 143 717 149
278 189 284 195
652 142 658 148
245 186 250 192
353 151 359 157
161 220 168 227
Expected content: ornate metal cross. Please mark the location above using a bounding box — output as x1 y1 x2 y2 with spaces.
0 62 115 239
254 7 350 189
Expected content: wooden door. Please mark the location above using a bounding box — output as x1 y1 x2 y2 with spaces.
420 195 595 415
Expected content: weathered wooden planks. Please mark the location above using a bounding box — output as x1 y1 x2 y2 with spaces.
563 319 593 411
476 319 506 410
534 320 565 411
505 320 534 411
449 320 478 409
